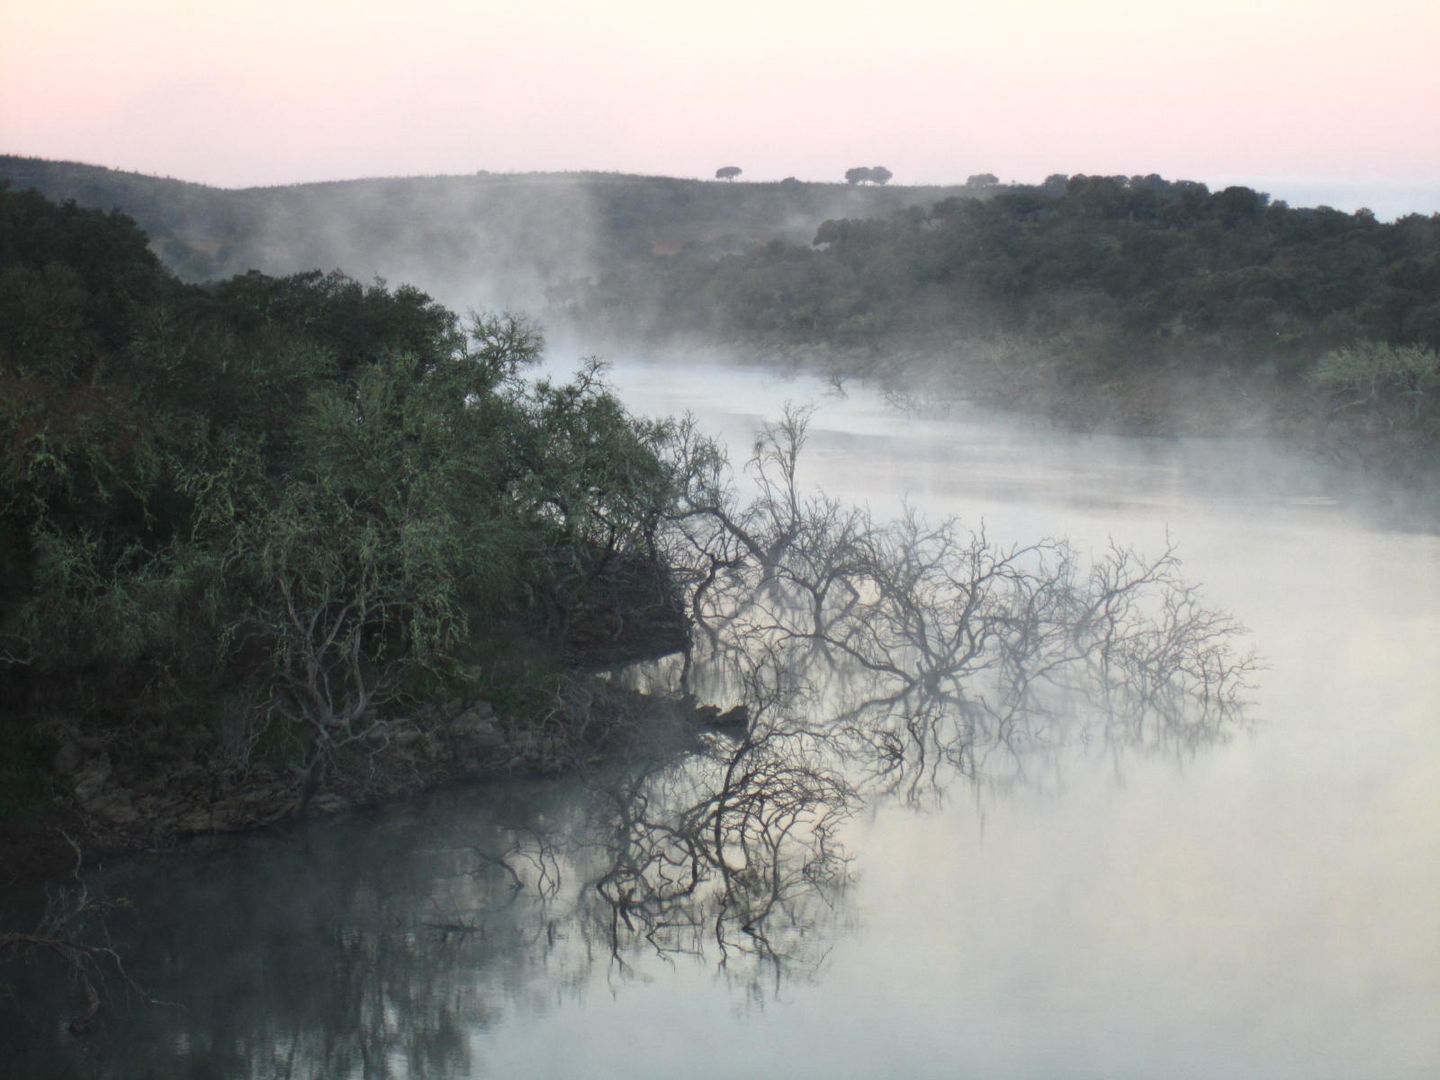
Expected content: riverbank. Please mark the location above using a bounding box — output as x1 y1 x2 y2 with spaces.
0 670 733 885
7 340 1436 1080
569 329 1440 493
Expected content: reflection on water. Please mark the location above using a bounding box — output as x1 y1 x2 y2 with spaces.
4 756 849 1079
6 358 1438 1079
4 678 1237 1079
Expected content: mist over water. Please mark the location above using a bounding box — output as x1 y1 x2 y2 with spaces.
9 357 1438 1079
518 355 1440 1077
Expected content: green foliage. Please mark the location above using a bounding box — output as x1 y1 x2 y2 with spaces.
0 186 685 753
1311 342 1440 433
0 155 976 308
583 175 1440 382
844 166 892 186
564 173 1440 442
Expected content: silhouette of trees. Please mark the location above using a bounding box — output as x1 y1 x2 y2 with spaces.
844 165 892 185
659 406 1254 800
715 166 742 181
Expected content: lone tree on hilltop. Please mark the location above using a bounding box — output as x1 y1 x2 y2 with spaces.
715 166 742 181
965 173 999 188
845 166 893 185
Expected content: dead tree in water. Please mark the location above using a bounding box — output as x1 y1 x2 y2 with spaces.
450 404 1255 980
657 405 1256 799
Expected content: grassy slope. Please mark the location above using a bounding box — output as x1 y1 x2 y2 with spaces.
0 156 975 312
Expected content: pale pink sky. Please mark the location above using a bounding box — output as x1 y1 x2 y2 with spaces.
3 0 1437 212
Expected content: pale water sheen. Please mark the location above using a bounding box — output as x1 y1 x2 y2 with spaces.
12 358 1439 1079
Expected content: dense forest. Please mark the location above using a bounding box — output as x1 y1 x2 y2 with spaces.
0 183 691 851
577 175 1440 442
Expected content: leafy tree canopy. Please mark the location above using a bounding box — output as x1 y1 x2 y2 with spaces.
844 166 892 186
0 184 685 761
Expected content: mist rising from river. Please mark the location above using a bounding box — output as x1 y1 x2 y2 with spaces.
8 354 1437 1079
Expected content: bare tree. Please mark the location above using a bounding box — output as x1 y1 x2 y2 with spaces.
655 405 1255 801
258 570 409 813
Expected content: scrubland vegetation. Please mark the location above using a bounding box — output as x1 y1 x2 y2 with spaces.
1 160 1433 873
0 156 969 306
579 174 1440 447
8 156 1432 450
1 177 1255 881
10 165 1396 1034
0 183 689 848
2 157 1432 863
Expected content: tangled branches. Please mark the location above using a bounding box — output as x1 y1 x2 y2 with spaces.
584 721 851 977
660 404 1256 799
509 402 1256 980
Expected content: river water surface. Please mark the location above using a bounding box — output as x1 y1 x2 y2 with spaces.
10 358 1439 1079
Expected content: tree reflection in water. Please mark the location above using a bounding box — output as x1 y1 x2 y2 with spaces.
3 409 1255 1078
662 405 1255 805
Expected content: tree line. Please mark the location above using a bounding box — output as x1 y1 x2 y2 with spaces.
575 173 1440 441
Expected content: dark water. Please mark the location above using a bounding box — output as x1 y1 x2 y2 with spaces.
6 359 1438 1078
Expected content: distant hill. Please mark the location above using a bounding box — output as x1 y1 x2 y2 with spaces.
0 156 975 313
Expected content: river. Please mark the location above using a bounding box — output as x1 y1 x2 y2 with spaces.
7 356 1439 1079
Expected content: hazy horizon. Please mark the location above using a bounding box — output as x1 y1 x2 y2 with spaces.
6 151 1438 224
3 1 1436 218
